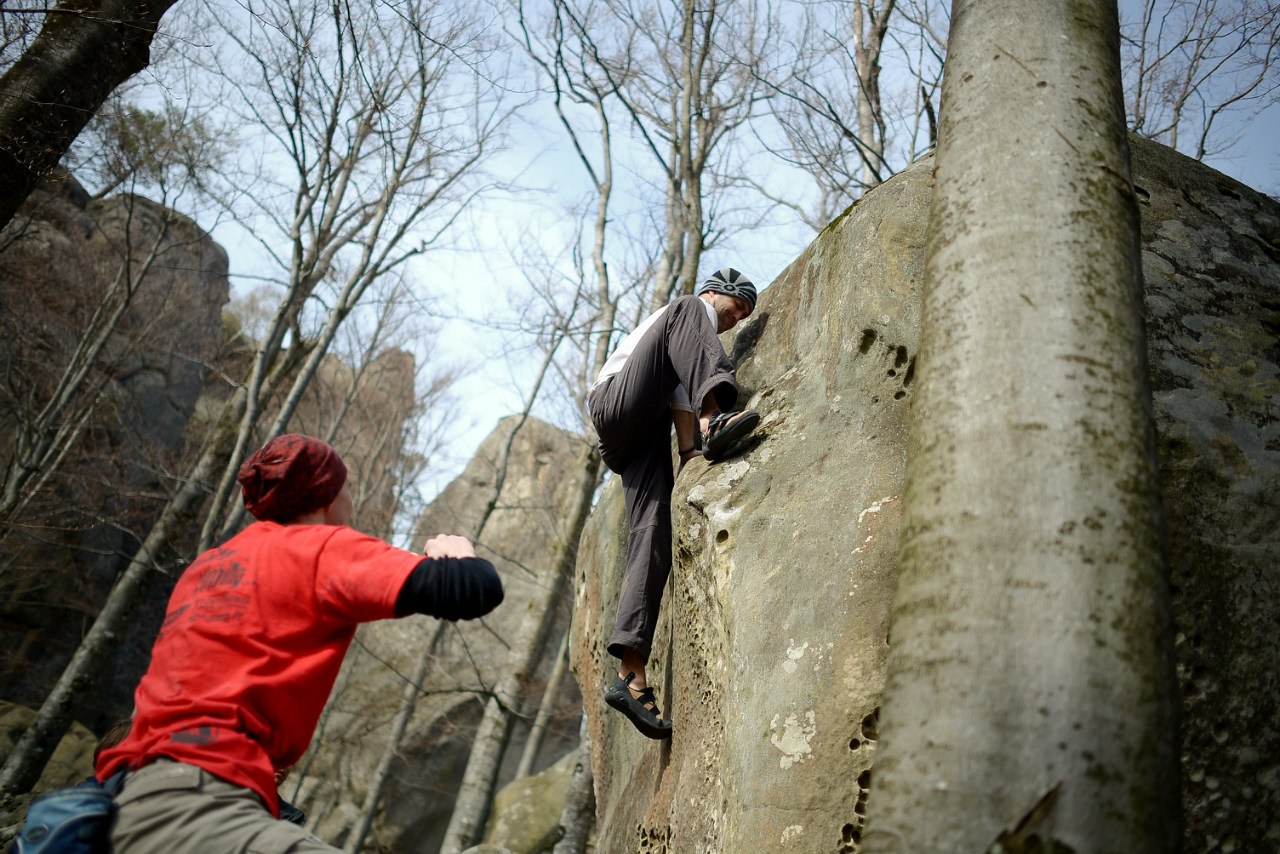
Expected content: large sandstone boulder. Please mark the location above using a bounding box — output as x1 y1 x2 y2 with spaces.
572 137 1278 853
480 748 577 853
1131 140 1279 852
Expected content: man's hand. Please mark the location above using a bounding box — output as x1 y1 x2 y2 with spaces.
424 534 477 559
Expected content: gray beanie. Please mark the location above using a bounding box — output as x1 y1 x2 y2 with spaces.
697 267 756 311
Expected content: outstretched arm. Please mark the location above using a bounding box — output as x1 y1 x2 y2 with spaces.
394 535 504 619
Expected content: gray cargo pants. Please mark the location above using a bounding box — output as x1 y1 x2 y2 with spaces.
588 295 738 662
109 760 339 853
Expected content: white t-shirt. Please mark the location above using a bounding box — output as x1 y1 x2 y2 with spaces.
592 298 718 413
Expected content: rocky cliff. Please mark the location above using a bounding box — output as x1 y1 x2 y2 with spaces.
0 175 231 727
572 137 1278 854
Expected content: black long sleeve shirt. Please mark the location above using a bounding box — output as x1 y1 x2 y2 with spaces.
393 556 503 620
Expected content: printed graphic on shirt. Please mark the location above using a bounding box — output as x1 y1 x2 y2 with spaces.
157 545 255 639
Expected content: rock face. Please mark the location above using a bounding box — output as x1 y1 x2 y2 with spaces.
571 137 1278 853
291 415 587 852
0 176 231 729
1131 141 1280 852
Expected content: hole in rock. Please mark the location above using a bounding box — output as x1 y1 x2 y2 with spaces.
861 709 879 741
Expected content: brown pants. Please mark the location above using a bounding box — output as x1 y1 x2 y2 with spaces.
110 760 339 854
589 295 738 662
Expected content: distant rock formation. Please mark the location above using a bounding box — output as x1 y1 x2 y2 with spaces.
572 136 1278 853
291 415 588 852
0 174 231 729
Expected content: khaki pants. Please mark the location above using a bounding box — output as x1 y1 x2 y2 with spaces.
110 760 340 854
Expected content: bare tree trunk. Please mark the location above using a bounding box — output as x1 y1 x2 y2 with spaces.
863 1 1179 851
550 718 595 854
343 622 448 854
514 629 570 780
852 0 894 189
438 445 602 854
0 0 179 230
671 0 702 302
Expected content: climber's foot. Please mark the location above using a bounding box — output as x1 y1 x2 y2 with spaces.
702 409 760 462
604 672 672 740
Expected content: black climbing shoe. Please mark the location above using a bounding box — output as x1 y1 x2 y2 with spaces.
702 409 760 462
604 672 672 740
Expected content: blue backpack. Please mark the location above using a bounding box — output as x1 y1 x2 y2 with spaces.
11 773 125 854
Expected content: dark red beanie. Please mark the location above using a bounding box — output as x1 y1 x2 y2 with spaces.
237 434 347 522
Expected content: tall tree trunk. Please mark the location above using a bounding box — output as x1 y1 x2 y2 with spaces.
438 446 602 854
514 629 570 780
863 1 1179 852
550 718 595 854
0 0 179 230
852 0 894 189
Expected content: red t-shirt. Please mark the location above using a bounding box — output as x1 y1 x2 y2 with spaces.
96 521 422 814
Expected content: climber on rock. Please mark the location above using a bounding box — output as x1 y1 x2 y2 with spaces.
95 434 505 853
588 268 761 739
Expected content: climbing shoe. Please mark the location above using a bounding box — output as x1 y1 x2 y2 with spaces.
702 409 760 462
604 672 673 740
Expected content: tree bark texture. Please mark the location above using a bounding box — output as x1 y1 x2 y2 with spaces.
864 1 1179 852
0 0 179 230
514 629 570 780
550 720 595 854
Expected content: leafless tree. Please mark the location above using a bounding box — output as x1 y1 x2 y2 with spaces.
0 76 224 532
550 717 595 854
752 0 946 230
0 0 505 796
0 0 182 229
513 629 571 780
1122 0 1280 160
0 202 183 526
537 0 776 310
195 0 508 550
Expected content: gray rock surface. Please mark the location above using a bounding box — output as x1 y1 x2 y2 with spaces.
1132 140 1280 853
481 749 577 853
572 137 1278 853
